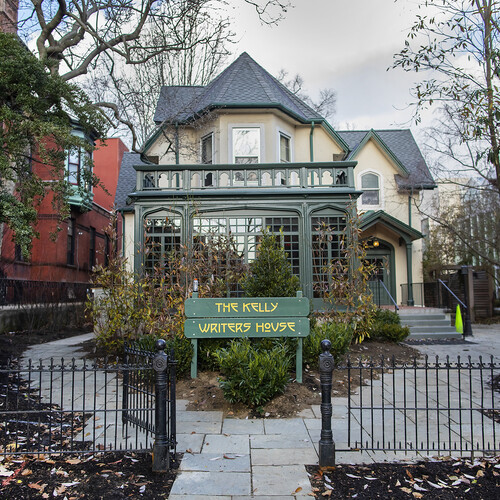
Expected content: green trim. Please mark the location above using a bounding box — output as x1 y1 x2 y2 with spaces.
133 161 357 171
360 210 423 242
349 129 409 176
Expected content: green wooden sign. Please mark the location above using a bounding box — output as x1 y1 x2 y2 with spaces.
185 297 309 318
185 317 309 338
184 292 310 382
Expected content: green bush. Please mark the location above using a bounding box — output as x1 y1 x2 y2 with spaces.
214 338 292 407
132 333 193 376
370 323 410 343
198 338 231 371
373 309 401 325
303 321 354 367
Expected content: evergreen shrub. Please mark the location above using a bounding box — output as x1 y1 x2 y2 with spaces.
132 333 193 376
303 321 354 367
214 338 292 407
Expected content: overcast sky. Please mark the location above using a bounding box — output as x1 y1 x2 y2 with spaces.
228 0 431 137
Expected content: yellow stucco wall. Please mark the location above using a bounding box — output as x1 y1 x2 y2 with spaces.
146 111 344 165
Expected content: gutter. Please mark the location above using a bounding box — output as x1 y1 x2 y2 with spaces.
310 121 315 162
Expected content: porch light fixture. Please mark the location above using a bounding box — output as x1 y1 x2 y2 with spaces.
373 239 380 247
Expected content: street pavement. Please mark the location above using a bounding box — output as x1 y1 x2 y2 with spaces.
20 323 500 499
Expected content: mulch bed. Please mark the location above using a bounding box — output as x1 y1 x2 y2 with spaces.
306 457 500 498
0 452 180 499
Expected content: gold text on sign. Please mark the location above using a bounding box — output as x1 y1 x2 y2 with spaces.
214 302 279 313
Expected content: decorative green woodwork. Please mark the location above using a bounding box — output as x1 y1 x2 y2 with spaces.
185 293 310 381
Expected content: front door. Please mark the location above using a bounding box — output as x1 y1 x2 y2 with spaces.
366 244 394 306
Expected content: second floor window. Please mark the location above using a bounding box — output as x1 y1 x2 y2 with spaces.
201 134 213 164
361 173 380 206
280 133 290 162
233 128 260 164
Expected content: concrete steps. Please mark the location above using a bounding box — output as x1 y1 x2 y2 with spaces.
398 308 462 340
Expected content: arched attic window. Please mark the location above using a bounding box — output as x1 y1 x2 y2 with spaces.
361 172 380 206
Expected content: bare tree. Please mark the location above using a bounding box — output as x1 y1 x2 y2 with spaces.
18 0 291 147
277 69 336 121
393 0 500 277
83 3 232 148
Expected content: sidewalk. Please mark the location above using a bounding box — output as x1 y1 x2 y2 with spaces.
20 323 500 499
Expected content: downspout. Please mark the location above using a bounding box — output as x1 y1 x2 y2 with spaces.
309 121 315 162
406 192 414 306
175 122 180 165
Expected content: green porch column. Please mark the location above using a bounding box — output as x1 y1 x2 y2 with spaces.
406 242 414 306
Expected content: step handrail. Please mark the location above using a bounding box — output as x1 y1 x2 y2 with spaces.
438 279 467 309
378 279 399 311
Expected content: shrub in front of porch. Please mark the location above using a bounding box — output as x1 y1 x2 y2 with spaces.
369 309 409 342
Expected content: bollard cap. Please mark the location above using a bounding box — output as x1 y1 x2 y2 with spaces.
156 339 167 351
321 339 332 353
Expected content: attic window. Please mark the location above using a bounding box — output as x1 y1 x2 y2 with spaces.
361 173 380 205
233 128 260 164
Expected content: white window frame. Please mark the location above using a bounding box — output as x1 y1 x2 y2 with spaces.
229 124 264 164
358 170 383 209
278 130 292 163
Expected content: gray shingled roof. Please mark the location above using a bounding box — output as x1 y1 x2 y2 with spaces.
115 152 149 211
153 52 324 124
337 129 436 189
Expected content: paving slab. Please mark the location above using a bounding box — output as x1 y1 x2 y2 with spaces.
177 420 222 434
180 452 250 472
251 448 318 466
263 418 308 437
201 434 250 454
250 434 313 450
177 435 205 454
222 418 265 435
251 465 312 497
178 410 224 422
169 471 251 496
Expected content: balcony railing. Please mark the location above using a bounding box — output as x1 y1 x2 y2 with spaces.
135 161 356 192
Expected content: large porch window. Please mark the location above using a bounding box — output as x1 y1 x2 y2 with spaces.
143 216 182 274
311 215 347 298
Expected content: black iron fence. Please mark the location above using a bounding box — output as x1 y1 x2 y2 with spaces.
0 342 176 470
0 279 89 307
335 355 500 457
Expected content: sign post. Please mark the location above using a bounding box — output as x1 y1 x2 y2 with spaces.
184 292 310 382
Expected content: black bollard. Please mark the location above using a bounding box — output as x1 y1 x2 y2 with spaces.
152 339 170 472
319 339 335 466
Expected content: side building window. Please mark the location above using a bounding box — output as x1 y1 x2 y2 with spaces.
361 173 380 206
233 128 260 164
67 147 92 191
67 219 76 266
89 227 96 270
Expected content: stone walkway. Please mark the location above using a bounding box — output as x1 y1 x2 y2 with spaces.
19 323 500 499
